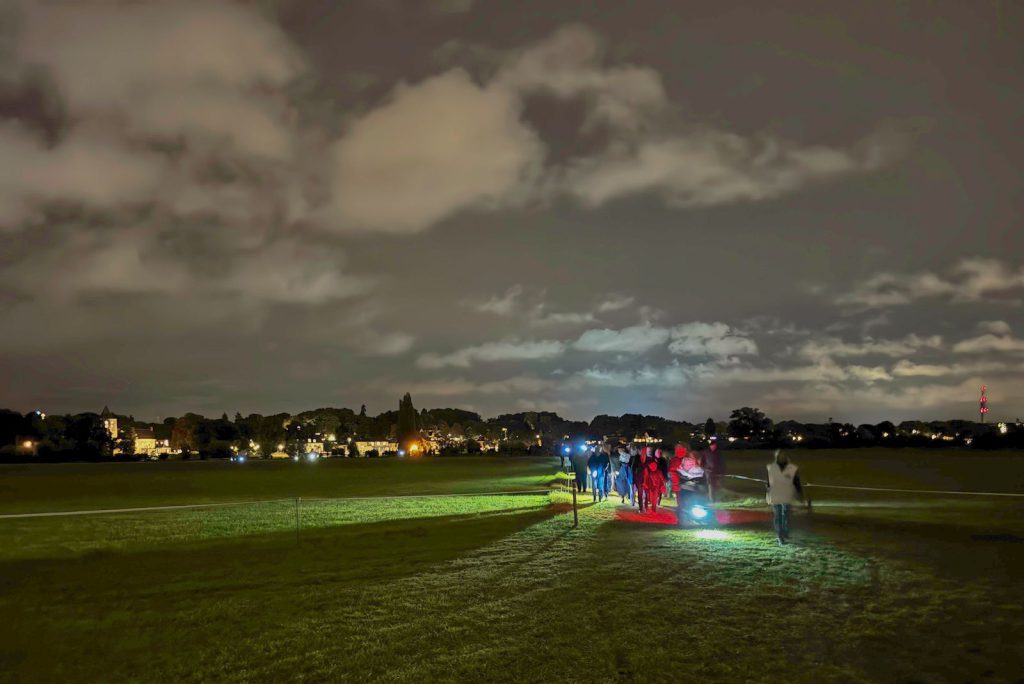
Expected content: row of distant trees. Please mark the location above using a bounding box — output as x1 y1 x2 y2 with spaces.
721 406 1023 450
1 400 1021 463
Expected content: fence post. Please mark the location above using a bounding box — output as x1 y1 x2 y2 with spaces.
571 479 579 529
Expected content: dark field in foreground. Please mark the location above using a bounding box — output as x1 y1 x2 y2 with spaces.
1 452 1023 682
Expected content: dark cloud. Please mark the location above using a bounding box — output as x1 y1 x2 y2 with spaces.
1 0 1022 423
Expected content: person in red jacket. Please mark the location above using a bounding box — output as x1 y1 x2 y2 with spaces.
668 444 689 494
643 451 666 513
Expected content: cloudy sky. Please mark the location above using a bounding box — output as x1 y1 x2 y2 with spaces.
1 0 1021 423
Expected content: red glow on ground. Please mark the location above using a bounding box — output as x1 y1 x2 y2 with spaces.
614 507 771 526
616 509 679 524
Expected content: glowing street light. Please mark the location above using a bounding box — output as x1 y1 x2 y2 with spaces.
22 440 33 449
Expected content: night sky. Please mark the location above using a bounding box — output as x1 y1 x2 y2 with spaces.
1 0 1021 423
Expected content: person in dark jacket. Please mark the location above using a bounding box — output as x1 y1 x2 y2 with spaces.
588 443 612 502
703 438 725 502
657 448 671 504
632 446 650 511
570 447 590 493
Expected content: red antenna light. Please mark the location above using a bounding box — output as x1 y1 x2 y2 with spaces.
979 385 989 424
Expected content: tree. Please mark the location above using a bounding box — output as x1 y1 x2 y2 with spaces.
66 413 113 460
0 410 27 447
359 404 367 418
703 417 716 439
727 407 772 440
116 435 136 457
396 393 421 450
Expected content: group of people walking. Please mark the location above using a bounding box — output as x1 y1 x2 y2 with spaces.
567 438 725 513
565 439 804 544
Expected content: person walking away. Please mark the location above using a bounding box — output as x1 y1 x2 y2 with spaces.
643 454 666 513
657 448 671 503
633 447 650 511
704 438 725 503
571 447 590 494
766 450 803 545
615 445 634 504
671 447 706 526
589 444 613 502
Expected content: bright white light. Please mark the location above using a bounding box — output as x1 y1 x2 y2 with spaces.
690 505 708 519
292 455 299 462
563 446 571 454
693 529 729 541
398 449 406 457
579 444 587 452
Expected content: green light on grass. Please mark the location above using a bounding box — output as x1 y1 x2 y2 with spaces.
693 529 729 541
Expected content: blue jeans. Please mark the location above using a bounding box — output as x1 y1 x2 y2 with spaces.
772 504 791 540
615 468 633 503
592 469 609 501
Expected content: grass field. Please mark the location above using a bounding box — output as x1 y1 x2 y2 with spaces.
2 451 1023 682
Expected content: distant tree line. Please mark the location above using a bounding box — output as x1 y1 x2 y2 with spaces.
1 400 1021 463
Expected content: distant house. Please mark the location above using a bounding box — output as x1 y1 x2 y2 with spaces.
132 427 171 457
354 440 398 456
633 430 661 445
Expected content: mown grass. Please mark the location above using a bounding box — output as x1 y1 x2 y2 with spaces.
0 456 557 514
1 453 1023 682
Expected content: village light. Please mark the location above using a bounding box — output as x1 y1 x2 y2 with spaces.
23 440 33 449
278 443 285 450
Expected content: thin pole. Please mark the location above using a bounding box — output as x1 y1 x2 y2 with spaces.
571 480 579 529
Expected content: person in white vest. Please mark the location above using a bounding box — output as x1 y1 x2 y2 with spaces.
766 450 803 545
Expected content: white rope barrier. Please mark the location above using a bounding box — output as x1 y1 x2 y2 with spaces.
0 489 555 520
724 474 1024 498
804 483 1024 497
0 498 296 520
301 489 553 503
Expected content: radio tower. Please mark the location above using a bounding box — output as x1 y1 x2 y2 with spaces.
979 385 989 424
